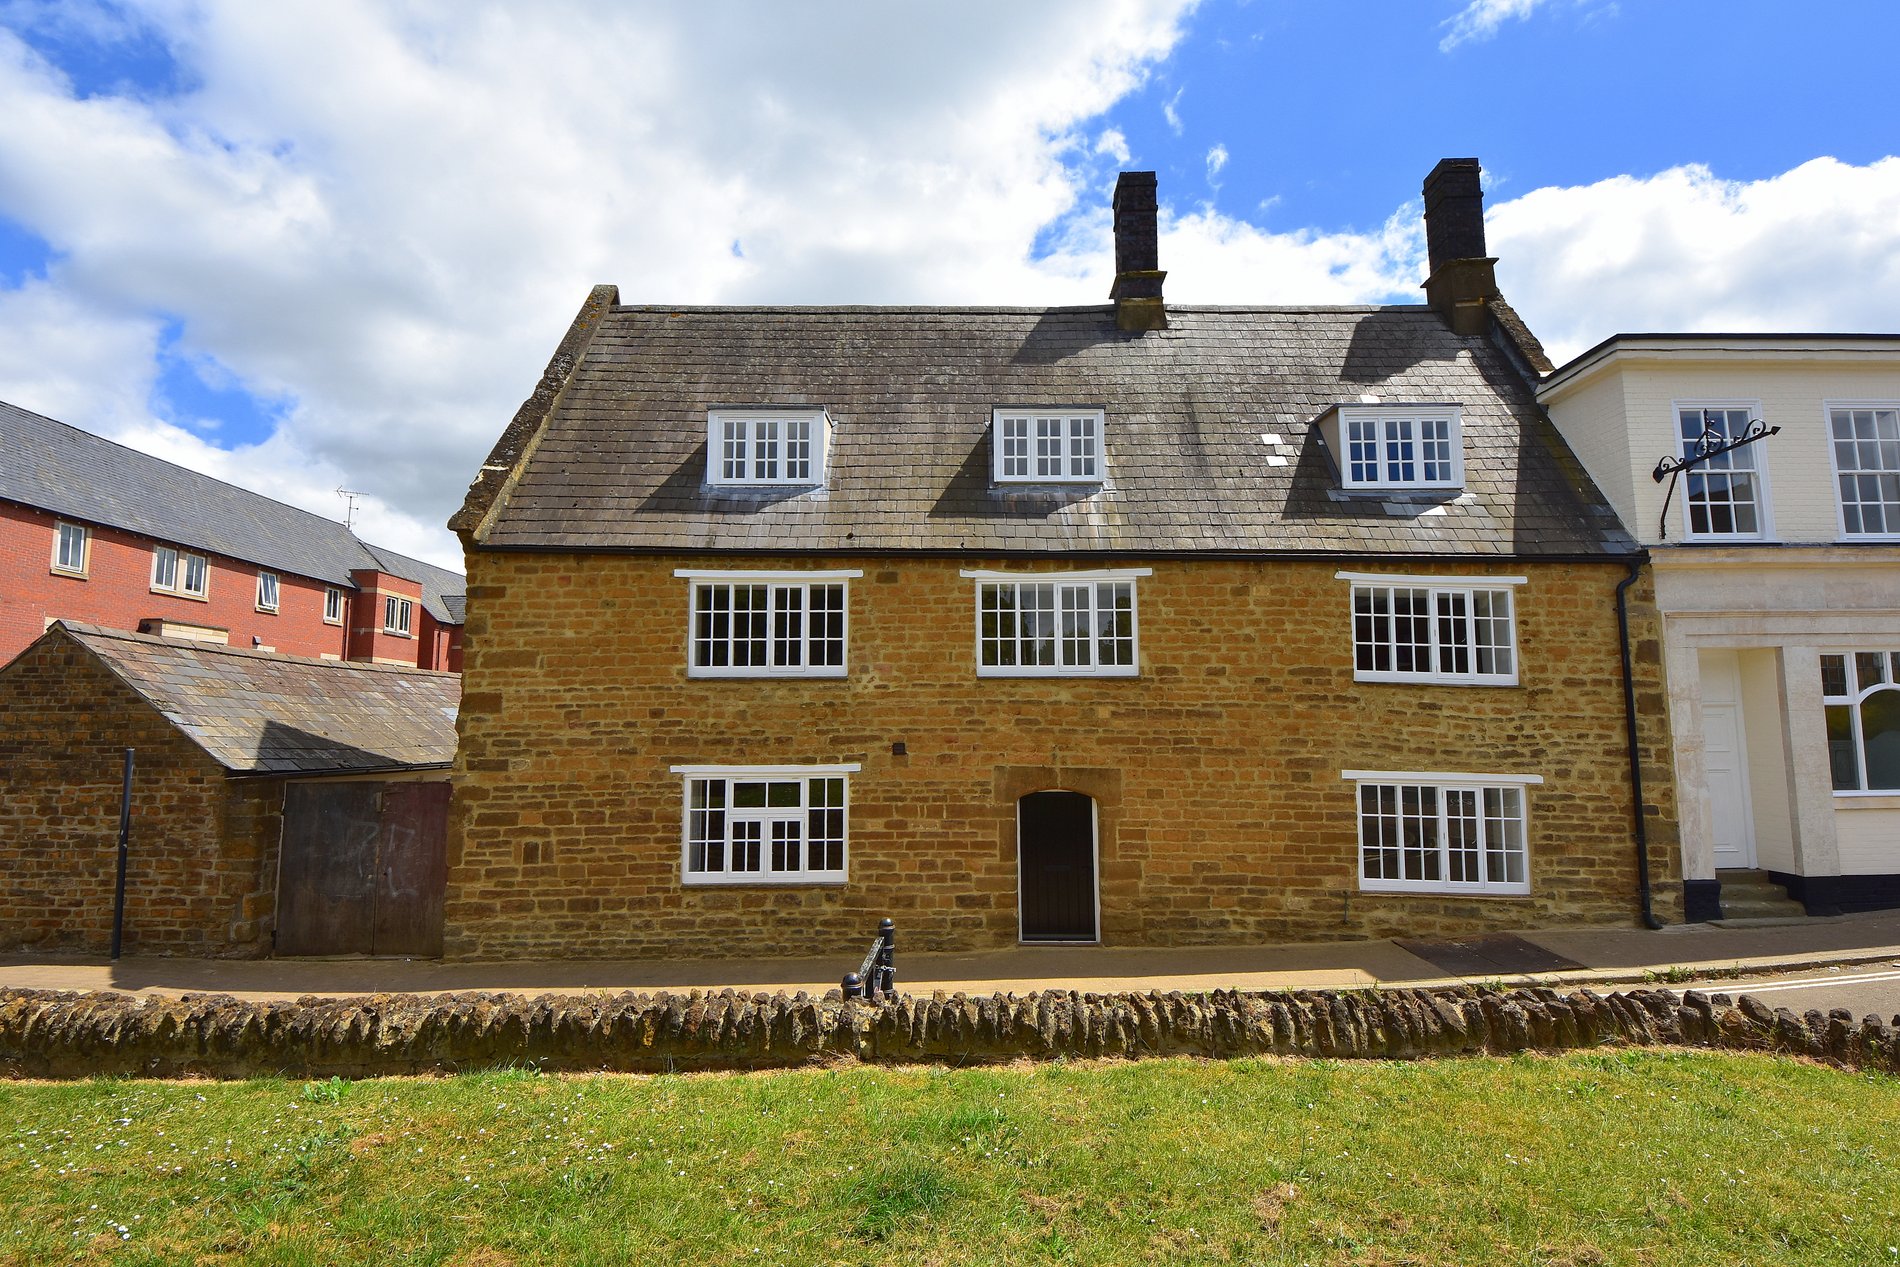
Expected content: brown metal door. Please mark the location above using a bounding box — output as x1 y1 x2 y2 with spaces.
276 783 381 955
1018 791 1098 942
371 782 449 957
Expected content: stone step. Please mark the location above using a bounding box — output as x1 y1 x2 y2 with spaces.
1716 871 1806 919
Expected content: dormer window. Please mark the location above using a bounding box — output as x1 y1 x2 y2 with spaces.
1321 404 1464 491
707 408 829 487
993 409 1104 484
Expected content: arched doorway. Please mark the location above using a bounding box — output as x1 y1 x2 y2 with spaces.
1017 790 1098 942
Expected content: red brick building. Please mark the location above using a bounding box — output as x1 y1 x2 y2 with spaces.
0 401 463 671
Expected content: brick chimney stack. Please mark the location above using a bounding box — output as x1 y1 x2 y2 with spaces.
1109 171 1166 332
1421 157 1500 336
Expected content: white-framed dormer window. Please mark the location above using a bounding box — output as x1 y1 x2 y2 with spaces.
1828 402 1900 539
706 408 829 487
1347 769 1540 896
256 571 280 613
323 586 345 625
52 521 89 576
992 409 1104 483
672 763 858 885
383 595 413 635
1675 402 1770 539
677 568 859 677
151 544 208 598
1325 405 1464 491
963 568 1146 677
1339 571 1522 686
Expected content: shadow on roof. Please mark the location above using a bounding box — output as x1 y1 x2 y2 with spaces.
1338 309 1466 385
1008 308 1128 366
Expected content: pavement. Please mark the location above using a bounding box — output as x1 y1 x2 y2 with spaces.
4 909 1900 1003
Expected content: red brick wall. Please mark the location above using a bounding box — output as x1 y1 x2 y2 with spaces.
0 630 279 955
346 570 428 666
447 552 1682 960
0 500 350 665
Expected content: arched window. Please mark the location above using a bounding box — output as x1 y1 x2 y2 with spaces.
1822 652 1900 791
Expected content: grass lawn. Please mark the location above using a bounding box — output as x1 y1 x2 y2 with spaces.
1 1050 1895 1266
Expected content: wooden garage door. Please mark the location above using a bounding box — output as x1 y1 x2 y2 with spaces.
276 781 449 956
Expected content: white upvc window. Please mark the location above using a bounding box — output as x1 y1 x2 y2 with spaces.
1335 405 1463 490
706 408 829 487
383 595 413 635
1675 402 1770 539
992 408 1104 483
1822 652 1900 793
150 544 208 597
52 521 89 575
672 763 859 885
1339 571 1522 686
256 571 279 612
678 569 858 678
1346 770 1540 896
1828 402 1900 539
323 586 345 624
963 568 1147 677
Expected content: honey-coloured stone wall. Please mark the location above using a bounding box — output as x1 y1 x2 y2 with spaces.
447 553 1680 959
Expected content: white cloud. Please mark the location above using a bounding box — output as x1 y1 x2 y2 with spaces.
1489 157 1900 364
1205 142 1228 188
1439 0 1547 50
1162 86 1185 135
1093 127 1131 165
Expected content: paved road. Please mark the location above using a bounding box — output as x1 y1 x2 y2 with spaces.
1670 961 1900 1020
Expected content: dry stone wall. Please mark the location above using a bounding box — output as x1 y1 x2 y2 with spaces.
2 985 1892 1080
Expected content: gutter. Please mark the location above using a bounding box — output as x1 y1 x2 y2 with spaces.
1615 556 1665 930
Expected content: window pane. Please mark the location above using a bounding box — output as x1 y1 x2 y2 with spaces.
1862 690 1900 791
730 821 762 872
1058 584 1092 667
1359 784 1399 881
1434 590 1471 676
809 584 845 667
1820 654 1848 698
1035 416 1063 477
771 586 804 667
770 818 802 873
1068 415 1098 478
1019 583 1056 666
1096 582 1134 667
733 782 767 808
751 418 780 480
732 585 768 666
785 419 812 482
767 780 800 808
1828 703 1861 790
721 419 747 481
1421 416 1453 482
980 584 1015 666
1472 589 1513 676
1001 417 1029 477
1391 588 1431 674
1483 786 1527 885
1856 652 1887 690
153 547 177 589
183 554 208 595
1445 788 1480 882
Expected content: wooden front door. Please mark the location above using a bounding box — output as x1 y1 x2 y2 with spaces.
276 781 449 956
1018 791 1098 942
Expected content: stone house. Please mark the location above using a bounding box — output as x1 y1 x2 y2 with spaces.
446 159 1681 960
1540 335 1900 918
0 399 465 671
0 622 459 956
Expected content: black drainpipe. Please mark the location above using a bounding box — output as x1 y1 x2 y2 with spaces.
1615 556 1665 929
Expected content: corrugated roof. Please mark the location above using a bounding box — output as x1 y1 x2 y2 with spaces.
471 302 1633 558
55 622 458 775
0 399 464 623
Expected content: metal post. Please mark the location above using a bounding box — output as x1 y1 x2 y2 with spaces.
841 972 863 1000
110 748 134 961
877 918 895 998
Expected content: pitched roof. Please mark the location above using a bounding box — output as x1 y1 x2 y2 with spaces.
462 298 1634 559
53 622 458 775
0 399 464 623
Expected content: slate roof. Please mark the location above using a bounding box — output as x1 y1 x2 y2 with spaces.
1 399 464 623
55 622 458 775
465 299 1633 558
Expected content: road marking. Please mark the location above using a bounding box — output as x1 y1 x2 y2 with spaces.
1671 967 1900 996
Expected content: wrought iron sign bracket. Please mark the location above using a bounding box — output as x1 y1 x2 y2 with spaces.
1650 418 1779 539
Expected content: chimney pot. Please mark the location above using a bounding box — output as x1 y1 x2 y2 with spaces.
1420 157 1498 336
1109 171 1166 332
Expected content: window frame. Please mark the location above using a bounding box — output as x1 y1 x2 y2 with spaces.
962 567 1148 678
1345 769 1541 896
148 543 208 598
705 408 829 488
671 763 860 886
323 586 345 625
1821 650 1900 794
1673 399 1774 541
991 408 1106 484
1825 400 1900 542
1338 571 1524 686
255 571 280 613
150 545 179 591
383 595 413 636
1335 405 1465 491
51 521 89 577
676 568 860 679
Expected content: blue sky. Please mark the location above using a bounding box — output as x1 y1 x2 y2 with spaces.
1 0 1897 566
